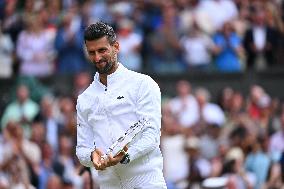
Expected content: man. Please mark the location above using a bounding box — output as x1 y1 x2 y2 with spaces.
76 22 167 189
1 84 39 137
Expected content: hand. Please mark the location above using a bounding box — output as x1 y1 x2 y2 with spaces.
91 146 128 170
33 53 47 62
100 146 128 169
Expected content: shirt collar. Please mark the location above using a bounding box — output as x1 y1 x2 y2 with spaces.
94 63 127 86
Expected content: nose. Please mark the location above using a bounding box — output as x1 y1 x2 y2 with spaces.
94 53 102 63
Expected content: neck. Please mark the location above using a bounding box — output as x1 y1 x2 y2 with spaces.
99 62 119 86
99 74 107 86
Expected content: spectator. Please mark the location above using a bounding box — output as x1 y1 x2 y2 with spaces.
180 20 215 71
1 84 39 137
30 120 46 148
217 87 234 115
45 0 62 28
1 0 24 43
263 162 283 189
232 1 251 39
245 135 271 189
146 2 184 73
247 85 265 121
117 18 143 72
57 134 84 188
199 124 222 160
161 100 183 136
269 109 284 161
72 71 92 100
0 22 14 78
35 95 62 152
229 91 246 117
256 94 276 136
219 90 247 143
222 147 255 189
212 21 244 72
38 142 64 189
56 96 76 139
168 80 199 130
161 101 189 187
197 0 238 33
88 0 113 24
0 121 41 189
54 6 89 74
46 174 63 189
194 87 225 129
16 12 55 77
185 136 211 189
229 123 257 156
243 9 279 70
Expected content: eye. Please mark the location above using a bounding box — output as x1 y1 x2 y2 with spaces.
88 51 96 55
98 49 107 53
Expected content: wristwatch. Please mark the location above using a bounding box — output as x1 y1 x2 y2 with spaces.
120 153 130 164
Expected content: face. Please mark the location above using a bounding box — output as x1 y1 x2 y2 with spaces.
176 81 191 97
85 36 119 74
17 85 29 103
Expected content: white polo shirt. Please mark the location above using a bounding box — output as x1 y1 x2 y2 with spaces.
76 63 166 189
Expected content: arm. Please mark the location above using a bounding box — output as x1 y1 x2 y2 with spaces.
127 76 162 161
229 33 245 58
76 98 129 170
16 32 34 62
211 34 224 55
54 29 70 51
75 100 96 167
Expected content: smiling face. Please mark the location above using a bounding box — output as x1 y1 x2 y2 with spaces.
85 36 119 74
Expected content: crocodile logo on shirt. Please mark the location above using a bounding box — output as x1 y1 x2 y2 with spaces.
117 96 124 99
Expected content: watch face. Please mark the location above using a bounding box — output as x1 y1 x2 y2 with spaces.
121 154 130 164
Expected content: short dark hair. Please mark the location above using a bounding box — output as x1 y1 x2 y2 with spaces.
84 22 116 44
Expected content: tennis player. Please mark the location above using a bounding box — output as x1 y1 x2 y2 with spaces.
76 21 167 189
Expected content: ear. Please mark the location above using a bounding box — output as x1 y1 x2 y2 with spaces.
113 41 120 53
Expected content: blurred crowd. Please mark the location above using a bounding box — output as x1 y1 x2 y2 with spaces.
161 81 284 189
1 74 284 189
0 72 94 189
0 0 284 78
1 0 284 189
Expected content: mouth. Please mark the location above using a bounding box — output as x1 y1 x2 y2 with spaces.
95 61 106 66
96 59 107 64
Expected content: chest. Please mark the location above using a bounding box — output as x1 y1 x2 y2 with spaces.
86 83 138 121
22 33 50 51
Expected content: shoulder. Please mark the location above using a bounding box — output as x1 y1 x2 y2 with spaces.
28 99 39 108
18 31 28 40
76 81 96 109
213 34 224 43
133 71 159 90
124 69 160 95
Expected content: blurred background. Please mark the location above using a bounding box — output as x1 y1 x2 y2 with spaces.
0 0 284 188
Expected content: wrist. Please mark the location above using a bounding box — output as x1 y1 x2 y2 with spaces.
90 150 95 163
120 153 130 164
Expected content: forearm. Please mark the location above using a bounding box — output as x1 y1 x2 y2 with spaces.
76 144 95 167
76 102 96 167
127 126 160 161
129 76 162 161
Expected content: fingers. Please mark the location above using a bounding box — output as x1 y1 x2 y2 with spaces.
99 156 110 169
95 149 104 157
92 146 129 170
107 154 121 166
123 145 128 152
91 149 106 170
111 148 127 163
91 149 115 170
93 161 105 170
114 145 128 158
